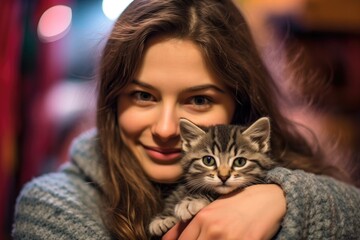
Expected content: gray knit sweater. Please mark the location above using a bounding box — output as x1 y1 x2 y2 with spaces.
12 130 360 239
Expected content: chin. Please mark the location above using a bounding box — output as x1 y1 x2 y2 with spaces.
146 165 183 184
215 186 235 195
151 177 180 184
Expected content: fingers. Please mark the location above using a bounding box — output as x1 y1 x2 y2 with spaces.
162 221 191 240
180 209 237 240
176 219 201 240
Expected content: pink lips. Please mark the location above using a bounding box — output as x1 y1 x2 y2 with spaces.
143 145 182 163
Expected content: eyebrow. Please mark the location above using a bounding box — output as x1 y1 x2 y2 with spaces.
185 84 226 94
131 79 157 91
131 79 227 94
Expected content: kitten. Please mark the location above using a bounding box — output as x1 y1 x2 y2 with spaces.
149 117 276 237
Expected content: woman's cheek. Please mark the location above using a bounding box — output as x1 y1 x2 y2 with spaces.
118 107 154 136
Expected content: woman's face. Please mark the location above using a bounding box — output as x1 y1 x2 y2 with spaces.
117 37 235 183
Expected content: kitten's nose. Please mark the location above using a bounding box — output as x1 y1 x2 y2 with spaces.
219 175 230 183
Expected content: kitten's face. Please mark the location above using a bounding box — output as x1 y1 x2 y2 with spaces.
180 118 274 195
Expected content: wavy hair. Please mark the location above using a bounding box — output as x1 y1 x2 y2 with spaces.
96 0 341 238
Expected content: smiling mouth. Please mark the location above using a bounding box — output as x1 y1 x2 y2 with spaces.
142 145 182 163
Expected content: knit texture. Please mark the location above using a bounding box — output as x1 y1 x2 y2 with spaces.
12 130 360 239
266 168 360 240
12 130 111 240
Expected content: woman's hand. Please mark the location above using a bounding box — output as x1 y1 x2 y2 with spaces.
162 184 286 240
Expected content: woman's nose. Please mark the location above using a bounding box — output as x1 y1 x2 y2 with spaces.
151 105 179 142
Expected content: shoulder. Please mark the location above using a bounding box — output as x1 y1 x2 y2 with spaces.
266 167 360 206
13 130 111 240
266 167 360 194
13 171 110 240
267 167 360 239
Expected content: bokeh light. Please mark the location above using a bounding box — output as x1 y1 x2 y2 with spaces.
37 5 72 43
102 0 133 21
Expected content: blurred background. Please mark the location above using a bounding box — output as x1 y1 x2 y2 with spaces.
0 0 359 239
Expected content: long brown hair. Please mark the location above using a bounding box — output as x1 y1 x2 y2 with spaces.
96 0 342 238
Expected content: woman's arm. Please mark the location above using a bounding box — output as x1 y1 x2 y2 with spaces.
267 167 360 239
163 167 360 240
163 184 286 240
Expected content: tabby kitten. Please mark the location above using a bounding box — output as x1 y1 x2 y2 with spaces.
149 117 276 237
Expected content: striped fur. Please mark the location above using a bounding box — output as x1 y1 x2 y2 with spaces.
149 117 276 237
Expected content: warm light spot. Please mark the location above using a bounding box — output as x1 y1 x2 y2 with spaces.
102 0 133 21
37 5 72 42
45 81 95 122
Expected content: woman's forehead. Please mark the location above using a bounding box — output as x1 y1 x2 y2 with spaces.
134 37 226 87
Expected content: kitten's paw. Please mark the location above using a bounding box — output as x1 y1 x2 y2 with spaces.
174 197 210 221
148 216 178 236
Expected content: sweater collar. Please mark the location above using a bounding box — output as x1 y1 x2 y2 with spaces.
69 129 107 189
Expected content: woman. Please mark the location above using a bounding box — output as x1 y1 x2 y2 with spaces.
13 0 360 239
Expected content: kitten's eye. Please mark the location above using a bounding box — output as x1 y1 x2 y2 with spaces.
233 157 247 167
202 156 216 166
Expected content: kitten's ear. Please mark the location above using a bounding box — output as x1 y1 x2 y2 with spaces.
179 118 206 152
242 117 271 153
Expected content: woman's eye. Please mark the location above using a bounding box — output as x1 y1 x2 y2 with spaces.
188 96 213 109
131 91 155 102
191 96 210 105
